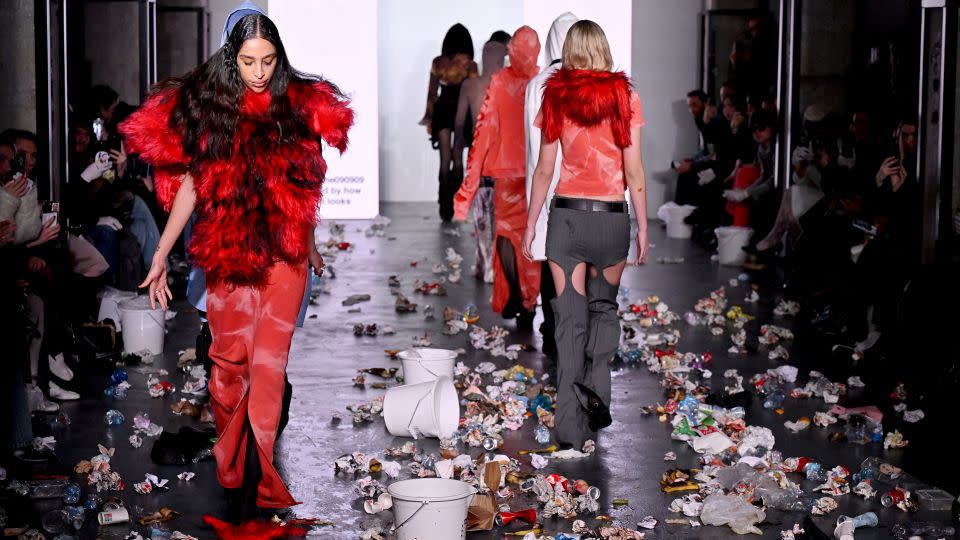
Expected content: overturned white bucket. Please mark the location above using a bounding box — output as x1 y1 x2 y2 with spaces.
399 348 456 385
97 287 138 331
118 295 165 356
383 376 459 439
662 204 697 239
715 226 754 266
388 478 476 540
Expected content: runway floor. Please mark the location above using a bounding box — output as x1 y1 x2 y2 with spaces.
32 202 957 539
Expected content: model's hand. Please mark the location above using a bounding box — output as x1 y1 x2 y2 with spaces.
521 226 536 261
308 250 325 277
140 253 171 311
634 228 649 265
3 173 28 198
675 160 693 174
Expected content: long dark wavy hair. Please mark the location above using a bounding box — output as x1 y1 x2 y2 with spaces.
441 23 474 58
160 13 343 161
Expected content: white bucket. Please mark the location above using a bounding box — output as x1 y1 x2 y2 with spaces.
715 226 754 266
399 348 456 385
118 295 165 356
388 478 477 540
97 287 139 331
664 205 697 239
383 376 459 439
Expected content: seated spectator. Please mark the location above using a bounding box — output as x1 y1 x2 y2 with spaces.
673 90 724 206
0 134 42 245
67 107 162 289
747 145 826 254
722 111 779 241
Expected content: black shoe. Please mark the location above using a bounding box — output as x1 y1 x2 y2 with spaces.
572 382 612 431
516 310 535 332
196 321 212 373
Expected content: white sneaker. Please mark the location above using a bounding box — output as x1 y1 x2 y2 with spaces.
26 384 60 413
49 381 80 401
48 353 74 381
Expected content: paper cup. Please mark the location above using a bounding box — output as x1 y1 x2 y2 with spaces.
98 506 129 525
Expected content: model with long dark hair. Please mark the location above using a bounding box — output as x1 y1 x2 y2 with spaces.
420 23 478 221
120 13 352 520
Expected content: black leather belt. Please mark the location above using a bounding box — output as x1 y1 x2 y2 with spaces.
480 177 495 188
554 197 628 213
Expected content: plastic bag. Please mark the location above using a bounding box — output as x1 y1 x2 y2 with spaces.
700 493 766 535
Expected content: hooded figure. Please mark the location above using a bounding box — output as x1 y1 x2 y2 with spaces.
454 26 542 324
522 13 578 359
525 13 578 262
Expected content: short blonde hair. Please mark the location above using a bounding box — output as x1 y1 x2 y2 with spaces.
562 20 613 71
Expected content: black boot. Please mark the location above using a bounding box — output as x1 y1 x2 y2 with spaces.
226 420 262 524
517 309 535 332
196 320 212 374
438 171 453 222
277 377 293 438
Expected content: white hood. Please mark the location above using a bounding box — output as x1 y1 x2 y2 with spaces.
545 12 578 64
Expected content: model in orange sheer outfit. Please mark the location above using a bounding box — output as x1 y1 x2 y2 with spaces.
454 26 541 324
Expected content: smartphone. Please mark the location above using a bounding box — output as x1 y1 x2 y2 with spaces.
42 201 60 226
10 153 26 177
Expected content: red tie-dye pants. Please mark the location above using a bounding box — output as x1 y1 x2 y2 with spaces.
206 262 307 508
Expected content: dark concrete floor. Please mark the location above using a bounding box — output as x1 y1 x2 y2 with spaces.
27 202 958 539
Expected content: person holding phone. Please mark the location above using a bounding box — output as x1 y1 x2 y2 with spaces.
847 118 920 356
0 135 43 246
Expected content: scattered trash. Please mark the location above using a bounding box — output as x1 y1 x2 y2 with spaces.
342 294 372 306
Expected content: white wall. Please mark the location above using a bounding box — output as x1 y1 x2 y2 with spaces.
271 0 380 219
523 0 632 74
632 0 703 210
378 0 522 202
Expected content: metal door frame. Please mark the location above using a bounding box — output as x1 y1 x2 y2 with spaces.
917 0 957 264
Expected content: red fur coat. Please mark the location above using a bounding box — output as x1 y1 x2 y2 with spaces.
540 68 634 148
120 82 353 288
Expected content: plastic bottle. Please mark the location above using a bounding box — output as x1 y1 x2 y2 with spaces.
804 462 828 483
534 425 550 445
462 304 480 325
763 391 785 409
891 522 956 540
62 483 81 504
103 410 125 426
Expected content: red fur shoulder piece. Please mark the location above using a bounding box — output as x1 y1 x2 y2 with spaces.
119 86 188 167
541 68 634 148
118 86 189 211
287 81 355 154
